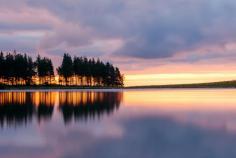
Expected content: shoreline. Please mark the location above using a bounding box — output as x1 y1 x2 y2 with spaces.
0 85 123 90
1 80 236 90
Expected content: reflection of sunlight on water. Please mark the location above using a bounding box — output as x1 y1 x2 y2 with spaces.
120 89 236 134
124 89 236 111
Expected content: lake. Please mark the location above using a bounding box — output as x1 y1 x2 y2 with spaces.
0 89 236 158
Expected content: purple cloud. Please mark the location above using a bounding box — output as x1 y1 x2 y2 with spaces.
1 0 236 70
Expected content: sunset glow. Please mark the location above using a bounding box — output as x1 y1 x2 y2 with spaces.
1 0 236 86
125 73 236 86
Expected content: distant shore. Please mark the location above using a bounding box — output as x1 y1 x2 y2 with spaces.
1 80 236 90
126 80 236 89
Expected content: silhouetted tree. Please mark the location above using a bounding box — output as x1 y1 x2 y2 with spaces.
23 54 36 85
73 57 83 85
0 51 4 83
57 53 73 85
35 55 54 85
4 53 15 84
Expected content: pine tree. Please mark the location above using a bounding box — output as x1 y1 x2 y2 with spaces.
57 53 73 85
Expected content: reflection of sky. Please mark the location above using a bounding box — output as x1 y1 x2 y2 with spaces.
1 89 236 157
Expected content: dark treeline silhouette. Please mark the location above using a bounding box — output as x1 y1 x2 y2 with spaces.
0 51 123 87
0 51 35 85
57 53 123 86
0 91 122 127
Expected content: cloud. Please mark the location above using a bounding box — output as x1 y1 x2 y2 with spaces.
1 0 236 71
38 22 93 51
0 33 40 53
27 0 236 59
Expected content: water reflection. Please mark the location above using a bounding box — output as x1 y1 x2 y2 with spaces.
0 91 122 127
2 89 236 158
0 92 34 127
59 92 122 124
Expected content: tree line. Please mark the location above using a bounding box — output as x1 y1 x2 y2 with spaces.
0 51 123 87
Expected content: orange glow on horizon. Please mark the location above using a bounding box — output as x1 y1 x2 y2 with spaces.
124 73 236 86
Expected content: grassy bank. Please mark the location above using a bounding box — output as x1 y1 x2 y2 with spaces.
126 80 236 89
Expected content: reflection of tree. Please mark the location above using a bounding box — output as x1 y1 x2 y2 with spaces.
59 92 122 124
0 91 123 127
0 93 35 127
0 92 55 127
37 104 54 123
34 92 55 123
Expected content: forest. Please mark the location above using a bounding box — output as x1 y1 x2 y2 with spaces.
0 51 123 87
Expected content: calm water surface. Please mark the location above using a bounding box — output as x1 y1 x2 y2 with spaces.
0 89 236 158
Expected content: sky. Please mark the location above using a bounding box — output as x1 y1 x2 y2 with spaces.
1 0 236 86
